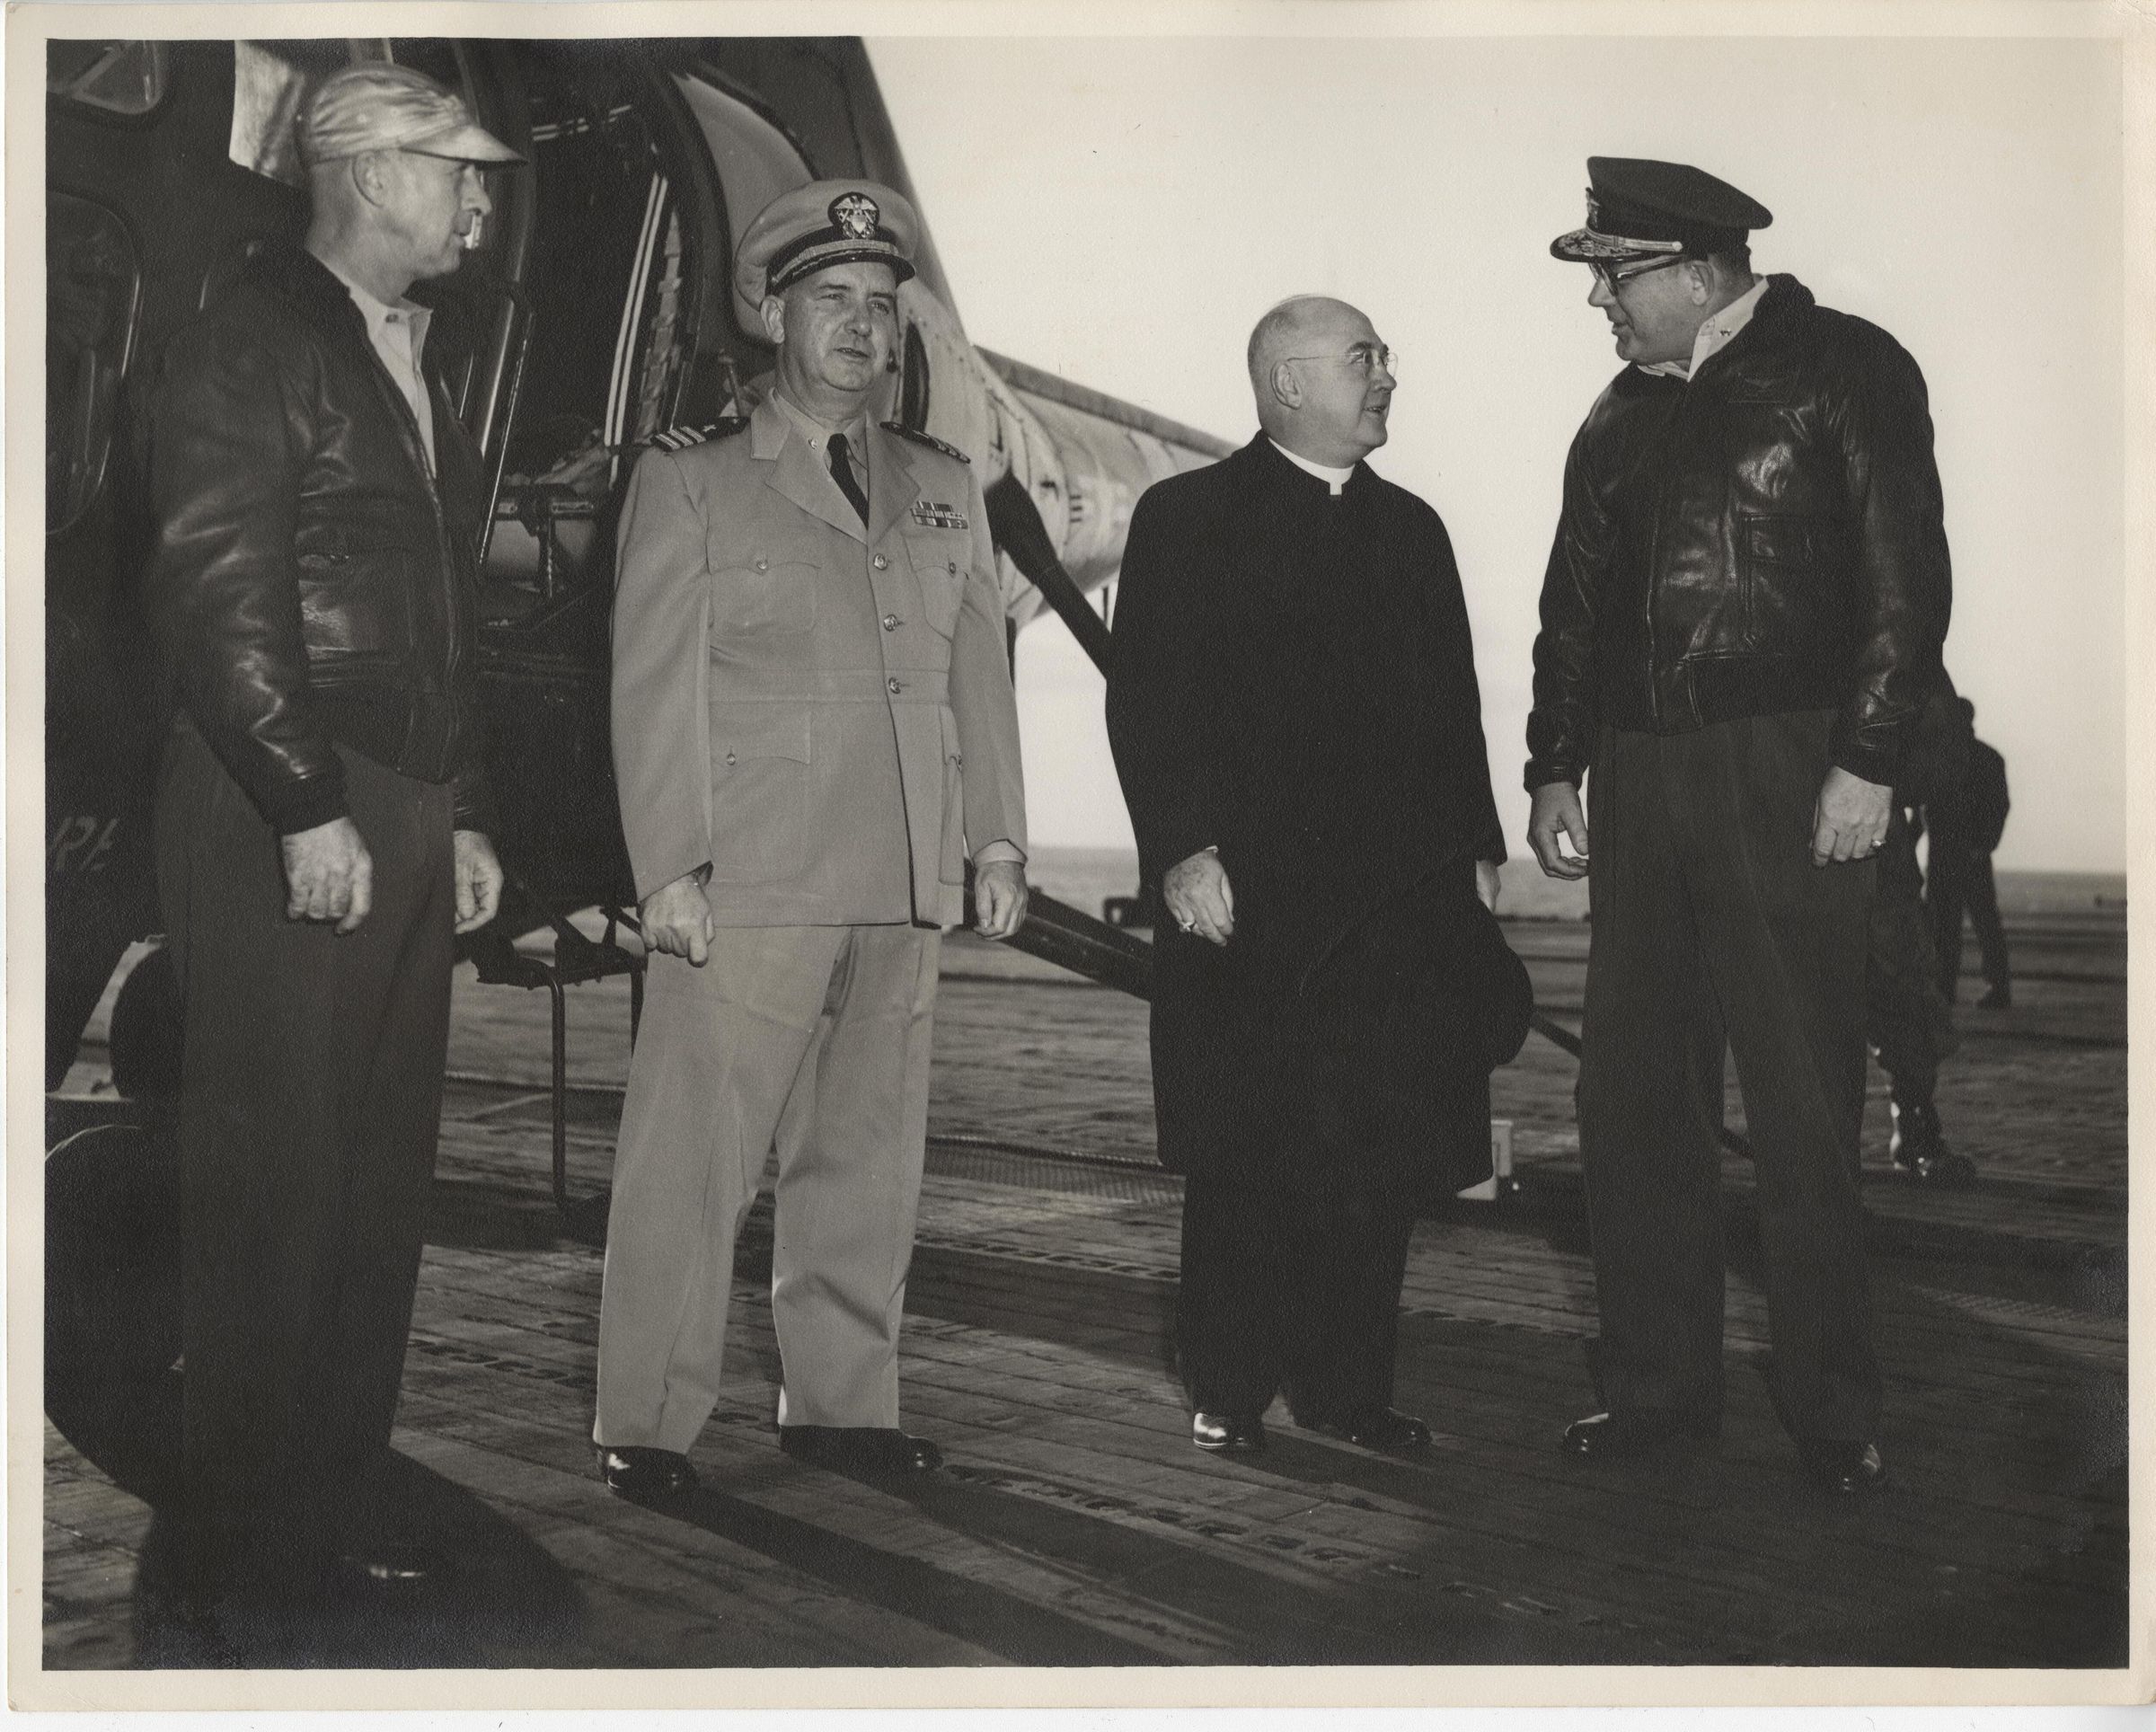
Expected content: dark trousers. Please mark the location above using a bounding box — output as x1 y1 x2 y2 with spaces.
1177 1151 1418 1421
1927 841 2010 999
1867 808 1956 1104
155 726 455 1569
1578 712 1880 1441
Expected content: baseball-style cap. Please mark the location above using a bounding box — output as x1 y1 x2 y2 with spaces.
734 180 919 317
297 62 525 168
1550 156 1772 263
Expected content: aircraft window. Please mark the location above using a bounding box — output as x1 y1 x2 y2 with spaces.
481 62 691 619
47 194 141 538
671 73 814 314
231 40 367 183
229 41 475 187
47 41 167 118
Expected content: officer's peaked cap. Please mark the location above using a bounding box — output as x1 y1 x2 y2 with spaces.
735 180 919 324
1550 156 1771 264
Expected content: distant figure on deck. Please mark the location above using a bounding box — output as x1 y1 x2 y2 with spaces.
1107 295 1524 1459
594 181 1028 1498
1924 697 2013 1010
1867 678 1976 1187
1524 158 1951 1494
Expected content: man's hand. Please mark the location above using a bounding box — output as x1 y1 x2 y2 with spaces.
282 816 373 934
1162 848 1234 946
1811 766 1894 866
1527 782 1590 879
453 829 505 935
641 870 716 966
1476 858 1502 913
973 859 1029 941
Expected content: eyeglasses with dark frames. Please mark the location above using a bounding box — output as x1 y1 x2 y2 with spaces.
1589 255 1691 295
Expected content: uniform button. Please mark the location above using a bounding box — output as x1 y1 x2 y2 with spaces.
946 561 957 575
724 750 737 765
755 559 768 572
887 677 903 695
882 614 900 632
872 553 889 570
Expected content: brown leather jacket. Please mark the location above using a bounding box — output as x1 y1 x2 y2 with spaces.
1524 275 1950 793
145 243 490 835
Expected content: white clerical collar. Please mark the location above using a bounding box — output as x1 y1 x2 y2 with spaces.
1641 276 1769 382
1268 437 1355 495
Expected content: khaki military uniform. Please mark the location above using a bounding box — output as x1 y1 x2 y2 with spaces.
596 394 1024 1449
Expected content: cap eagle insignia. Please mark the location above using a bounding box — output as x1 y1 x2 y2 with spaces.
830 192 881 240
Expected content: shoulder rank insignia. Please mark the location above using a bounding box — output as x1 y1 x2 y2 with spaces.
649 417 748 453
881 421 971 464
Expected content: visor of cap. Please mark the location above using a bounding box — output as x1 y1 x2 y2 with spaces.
1549 225 1687 263
399 116 526 163
302 72 524 165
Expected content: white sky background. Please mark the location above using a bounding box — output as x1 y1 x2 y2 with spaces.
871 31 2125 873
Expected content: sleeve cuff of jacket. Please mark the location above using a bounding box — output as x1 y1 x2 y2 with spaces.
972 840 1026 867
1828 734 1902 789
1523 764 1583 794
452 778 498 840
263 769 349 837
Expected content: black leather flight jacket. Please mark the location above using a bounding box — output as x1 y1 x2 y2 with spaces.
1524 274 1951 793
146 243 491 836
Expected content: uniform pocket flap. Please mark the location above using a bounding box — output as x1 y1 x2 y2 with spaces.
709 702 812 763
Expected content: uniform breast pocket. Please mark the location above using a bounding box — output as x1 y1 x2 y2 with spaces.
707 702 813 884
906 535 970 641
710 548 817 639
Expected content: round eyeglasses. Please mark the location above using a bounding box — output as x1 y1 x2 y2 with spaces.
1283 343 1397 378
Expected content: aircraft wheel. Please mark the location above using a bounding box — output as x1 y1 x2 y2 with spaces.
46 1121 183 1401
108 945 182 1100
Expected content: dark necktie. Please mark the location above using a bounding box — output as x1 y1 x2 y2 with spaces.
827 431 870 525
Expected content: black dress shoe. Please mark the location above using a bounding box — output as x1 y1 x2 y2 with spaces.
778 1425 942 1474
1798 1437 1887 1494
1889 1100 1977 1187
1294 1405 1432 1454
324 1542 442 1593
1191 1410 1267 1454
1562 1409 1717 1459
598 1445 700 1501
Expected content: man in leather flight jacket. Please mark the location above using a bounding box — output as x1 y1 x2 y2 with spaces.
142 63 518 1604
1524 159 1950 1496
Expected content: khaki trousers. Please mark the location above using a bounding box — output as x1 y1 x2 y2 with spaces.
594 923 941 1451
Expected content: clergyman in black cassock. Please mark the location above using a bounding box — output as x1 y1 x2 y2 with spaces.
1106 296 1512 1456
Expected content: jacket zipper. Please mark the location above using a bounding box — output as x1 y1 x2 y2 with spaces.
350 322 463 773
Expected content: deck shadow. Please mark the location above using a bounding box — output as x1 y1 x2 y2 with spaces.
649 1480 1171 1665
45 1367 585 1669
121 1448 587 1668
